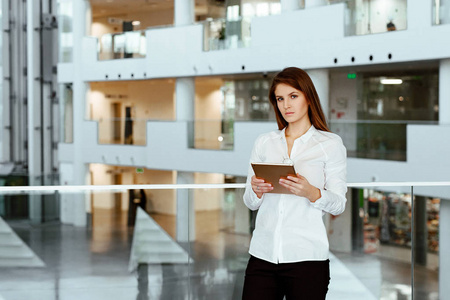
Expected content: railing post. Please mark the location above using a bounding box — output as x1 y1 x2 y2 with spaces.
410 186 414 300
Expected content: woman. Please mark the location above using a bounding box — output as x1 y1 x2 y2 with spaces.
242 67 347 300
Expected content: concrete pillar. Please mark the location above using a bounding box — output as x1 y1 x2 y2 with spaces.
439 59 450 125
351 188 364 252
174 0 194 26
69 0 92 227
176 78 195 121
27 0 42 224
176 78 195 146
176 171 195 242
305 0 327 9
407 0 432 30
440 199 450 297
307 69 330 120
280 0 302 12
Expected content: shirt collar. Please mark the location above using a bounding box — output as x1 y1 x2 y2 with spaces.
279 125 316 143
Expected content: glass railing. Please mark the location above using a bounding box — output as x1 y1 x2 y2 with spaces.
203 17 251 51
58 0 73 63
191 120 235 150
0 181 446 299
330 120 411 161
433 0 450 25
98 30 146 60
96 117 148 146
344 0 407 36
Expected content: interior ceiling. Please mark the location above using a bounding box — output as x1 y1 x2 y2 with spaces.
90 0 208 18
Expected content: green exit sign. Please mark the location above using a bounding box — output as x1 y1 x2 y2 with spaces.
347 73 356 79
136 168 144 174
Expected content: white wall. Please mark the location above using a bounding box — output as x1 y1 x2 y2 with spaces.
89 163 115 209
133 168 177 215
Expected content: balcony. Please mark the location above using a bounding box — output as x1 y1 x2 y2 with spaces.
0 181 448 299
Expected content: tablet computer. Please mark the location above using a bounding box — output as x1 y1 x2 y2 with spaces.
251 162 296 194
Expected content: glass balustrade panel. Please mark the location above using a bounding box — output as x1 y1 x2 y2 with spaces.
0 183 446 299
98 31 146 61
433 0 450 25
57 0 73 62
0 187 189 299
97 118 147 146
344 0 407 36
329 120 407 161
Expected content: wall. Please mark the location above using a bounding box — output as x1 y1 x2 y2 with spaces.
133 168 177 215
195 77 224 149
89 163 115 209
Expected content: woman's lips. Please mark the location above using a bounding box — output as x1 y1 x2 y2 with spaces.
285 112 294 115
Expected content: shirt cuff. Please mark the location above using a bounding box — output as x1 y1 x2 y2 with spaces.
310 189 328 210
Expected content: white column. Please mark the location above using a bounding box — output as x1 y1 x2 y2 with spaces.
174 0 194 26
27 0 42 224
176 78 195 121
176 171 195 242
439 59 450 125
407 0 432 30
280 0 302 12
176 78 195 146
440 199 450 297
69 0 91 227
307 69 330 120
305 0 327 9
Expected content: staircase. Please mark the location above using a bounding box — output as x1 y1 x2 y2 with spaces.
129 207 192 272
0 217 45 267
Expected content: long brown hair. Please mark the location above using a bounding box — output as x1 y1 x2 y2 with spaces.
269 67 330 132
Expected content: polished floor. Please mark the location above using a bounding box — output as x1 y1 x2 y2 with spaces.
0 208 440 300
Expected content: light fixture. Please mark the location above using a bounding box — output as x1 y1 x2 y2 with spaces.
218 136 224 142
380 78 403 85
132 21 141 26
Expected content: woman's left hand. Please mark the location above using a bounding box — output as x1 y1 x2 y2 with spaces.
279 174 321 202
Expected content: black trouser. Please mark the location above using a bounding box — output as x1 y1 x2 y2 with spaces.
242 256 330 300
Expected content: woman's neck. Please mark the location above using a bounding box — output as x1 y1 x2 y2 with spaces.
285 120 312 139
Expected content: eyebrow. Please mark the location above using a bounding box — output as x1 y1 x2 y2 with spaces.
275 91 298 98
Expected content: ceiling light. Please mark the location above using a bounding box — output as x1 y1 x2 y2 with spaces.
132 21 141 26
380 79 403 85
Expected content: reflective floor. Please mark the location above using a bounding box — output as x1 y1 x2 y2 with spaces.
0 208 439 300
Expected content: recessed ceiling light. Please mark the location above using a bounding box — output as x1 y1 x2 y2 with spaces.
380 79 402 85
132 21 141 26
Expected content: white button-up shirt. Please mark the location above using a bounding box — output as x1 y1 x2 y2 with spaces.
243 125 347 264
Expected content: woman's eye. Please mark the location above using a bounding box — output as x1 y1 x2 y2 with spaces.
291 95 297 99
277 97 283 101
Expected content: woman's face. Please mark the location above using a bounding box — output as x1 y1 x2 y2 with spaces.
275 83 309 126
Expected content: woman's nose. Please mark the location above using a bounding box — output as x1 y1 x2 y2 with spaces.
283 99 291 109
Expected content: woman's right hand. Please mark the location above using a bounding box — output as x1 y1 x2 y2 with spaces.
251 175 273 198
